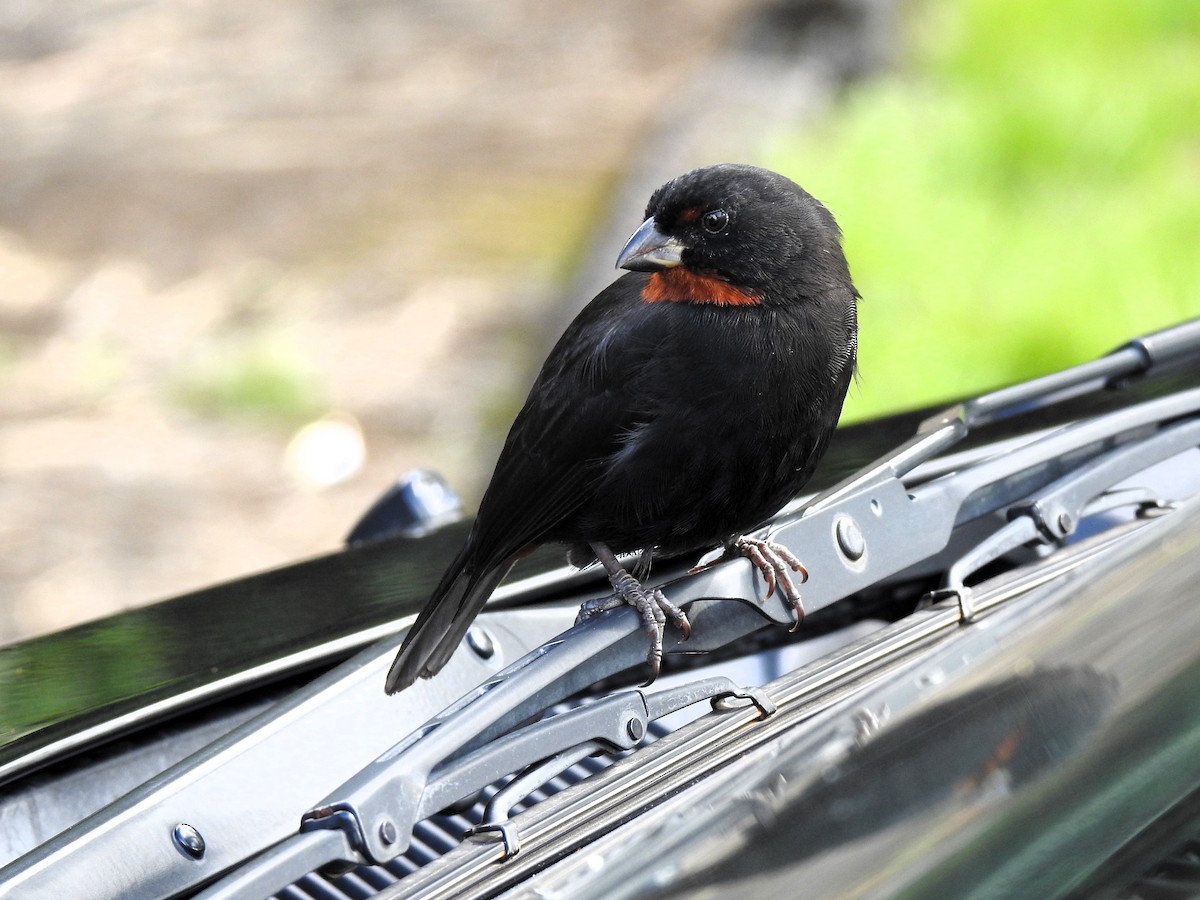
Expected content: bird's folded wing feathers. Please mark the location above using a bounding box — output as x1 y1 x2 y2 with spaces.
467 282 659 561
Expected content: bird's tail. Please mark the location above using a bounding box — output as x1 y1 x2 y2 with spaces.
384 547 513 694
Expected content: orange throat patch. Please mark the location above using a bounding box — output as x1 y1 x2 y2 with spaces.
641 268 760 306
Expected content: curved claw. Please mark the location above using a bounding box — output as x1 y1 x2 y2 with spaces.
734 536 807 631
786 594 806 633
653 588 691 641
638 652 661 688
741 541 778 598
580 569 690 685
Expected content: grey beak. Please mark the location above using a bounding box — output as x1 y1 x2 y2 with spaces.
616 217 686 272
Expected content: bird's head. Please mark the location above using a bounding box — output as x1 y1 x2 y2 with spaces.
617 164 854 307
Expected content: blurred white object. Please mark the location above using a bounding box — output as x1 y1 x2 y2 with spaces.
284 413 366 489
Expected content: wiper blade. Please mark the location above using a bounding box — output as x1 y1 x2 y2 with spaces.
199 678 773 898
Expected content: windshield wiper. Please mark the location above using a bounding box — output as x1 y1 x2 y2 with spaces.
191 319 1200 899
6 320 1197 900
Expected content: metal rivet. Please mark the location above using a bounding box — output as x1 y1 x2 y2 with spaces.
173 823 205 859
466 626 495 660
378 819 397 845
835 516 865 561
626 717 645 741
1057 512 1074 534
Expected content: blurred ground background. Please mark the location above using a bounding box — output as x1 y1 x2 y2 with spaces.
0 0 1196 645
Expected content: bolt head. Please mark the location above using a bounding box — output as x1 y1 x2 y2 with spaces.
173 823 205 859
626 717 645 741
378 819 398 845
835 516 866 561
466 626 495 660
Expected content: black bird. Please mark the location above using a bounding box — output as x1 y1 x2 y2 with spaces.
385 163 858 693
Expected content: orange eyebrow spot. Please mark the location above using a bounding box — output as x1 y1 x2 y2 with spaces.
641 269 761 306
676 206 701 224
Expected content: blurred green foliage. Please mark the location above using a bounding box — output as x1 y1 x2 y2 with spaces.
172 335 324 426
770 0 1200 421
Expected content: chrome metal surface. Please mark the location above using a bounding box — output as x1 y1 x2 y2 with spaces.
3 321 1194 793
834 515 865 561
502 503 1200 899
0 608 570 899
197 673 769 897
398 511 1185 897
384 515 1141 898
465 626 496 660
807 317 1200 515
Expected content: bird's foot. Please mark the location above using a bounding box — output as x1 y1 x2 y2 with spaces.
576 568 690 685
733 536 808 631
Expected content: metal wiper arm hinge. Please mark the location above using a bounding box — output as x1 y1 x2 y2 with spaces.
930 413 1200 620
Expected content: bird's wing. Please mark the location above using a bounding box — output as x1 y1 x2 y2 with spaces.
466 275 660 568
386 276 659 692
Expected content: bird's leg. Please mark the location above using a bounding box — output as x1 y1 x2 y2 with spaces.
689 536 808 631
575 542 690 684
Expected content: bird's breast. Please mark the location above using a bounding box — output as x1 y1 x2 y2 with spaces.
640 268 761 307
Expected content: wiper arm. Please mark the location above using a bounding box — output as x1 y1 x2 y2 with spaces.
811 316 1200 507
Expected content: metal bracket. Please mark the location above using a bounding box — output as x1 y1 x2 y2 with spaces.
469 820 522 860
467 746 600 860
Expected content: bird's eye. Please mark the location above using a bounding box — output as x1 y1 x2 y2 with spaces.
701 209 729 234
